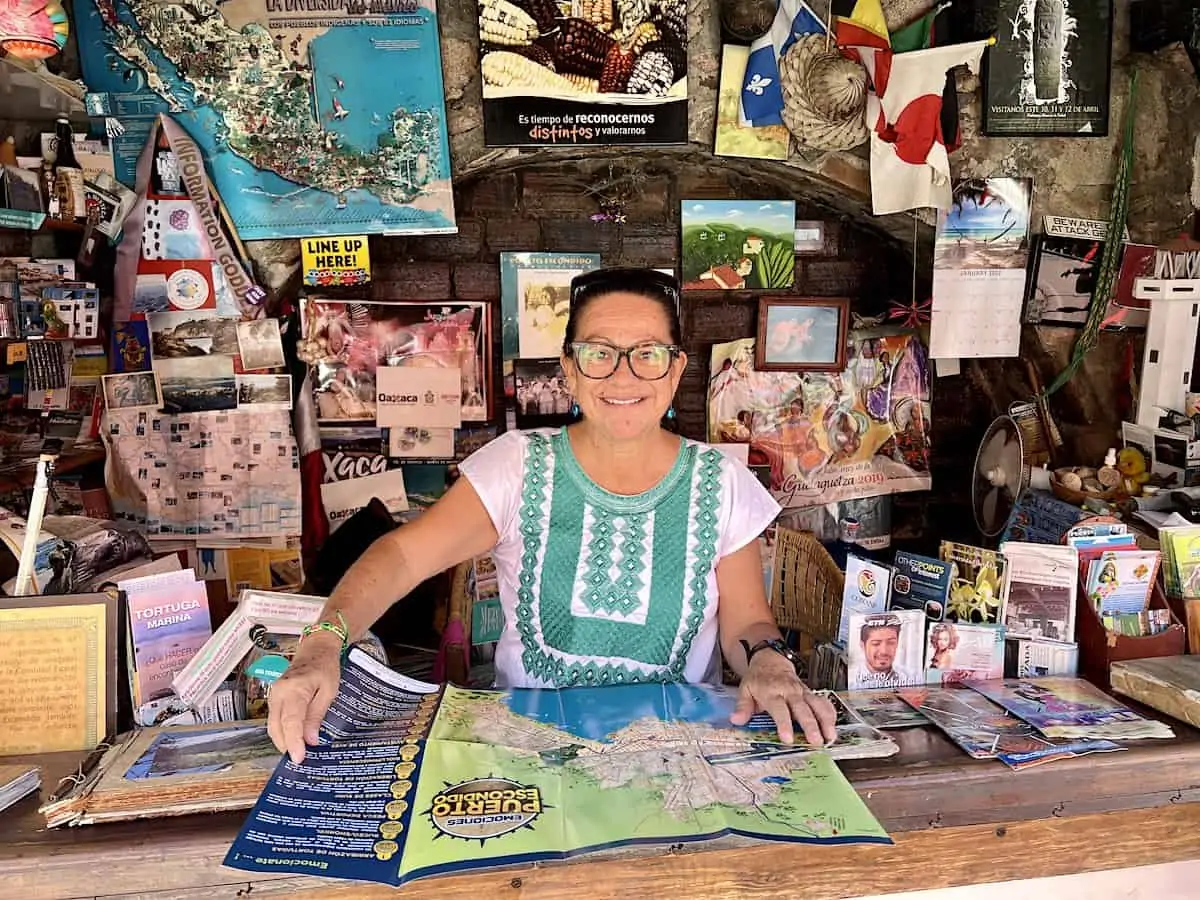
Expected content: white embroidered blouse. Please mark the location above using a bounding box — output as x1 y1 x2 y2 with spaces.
458 428 780 688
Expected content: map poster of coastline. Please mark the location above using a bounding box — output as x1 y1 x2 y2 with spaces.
75 0 456 240
477 0 688 147
226 649 890 887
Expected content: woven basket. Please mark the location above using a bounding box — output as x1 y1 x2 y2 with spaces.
771 528 845 657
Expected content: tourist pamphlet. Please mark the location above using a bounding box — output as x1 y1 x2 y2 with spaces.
897 685 1125 771
839 690 928 730
226 649 892 887
969 677 1176 741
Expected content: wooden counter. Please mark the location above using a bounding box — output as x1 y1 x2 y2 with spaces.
3 721 1199 900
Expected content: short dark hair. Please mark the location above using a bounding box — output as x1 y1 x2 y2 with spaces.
860 613 902 644
562 267 683 353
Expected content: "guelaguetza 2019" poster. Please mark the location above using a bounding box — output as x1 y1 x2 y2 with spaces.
477 0 688 146
983 0 1113 136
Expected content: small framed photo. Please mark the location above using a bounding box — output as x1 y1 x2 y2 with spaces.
755 297 849 372
513 358 573 429
102 371 162 411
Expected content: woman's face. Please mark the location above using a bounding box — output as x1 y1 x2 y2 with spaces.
562 291 686 443
933 629 951 651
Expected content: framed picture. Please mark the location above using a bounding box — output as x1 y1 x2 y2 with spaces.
513 358 573 429
755 297 849 372
0 592 121 753
302 300 493 425
499 253 600 361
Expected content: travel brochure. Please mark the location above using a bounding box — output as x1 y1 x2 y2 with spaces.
896 685 1124 771
225 649 892 887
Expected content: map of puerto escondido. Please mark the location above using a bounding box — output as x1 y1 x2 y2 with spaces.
76 0 456 240
416 683 890 857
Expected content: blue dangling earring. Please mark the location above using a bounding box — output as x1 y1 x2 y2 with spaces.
570 401 580 418
666 406 676 420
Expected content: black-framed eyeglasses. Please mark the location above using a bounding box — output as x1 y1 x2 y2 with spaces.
569 267 680 308
569 341 681 380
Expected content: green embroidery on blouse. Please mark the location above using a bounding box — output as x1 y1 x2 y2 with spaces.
579 507 648 616
513 430 723 687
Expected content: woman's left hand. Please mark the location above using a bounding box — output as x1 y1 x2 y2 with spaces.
730 651 838 746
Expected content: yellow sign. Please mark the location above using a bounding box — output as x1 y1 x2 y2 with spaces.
301 235 371 287
6 342 26 365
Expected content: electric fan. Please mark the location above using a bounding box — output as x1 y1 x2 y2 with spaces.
972 415 1031 540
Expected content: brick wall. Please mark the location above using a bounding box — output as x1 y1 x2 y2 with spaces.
359 157 981 548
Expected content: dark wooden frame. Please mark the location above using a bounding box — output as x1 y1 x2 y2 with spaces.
755 297 850 373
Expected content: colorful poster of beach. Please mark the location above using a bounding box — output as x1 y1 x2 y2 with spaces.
478 1 687 146
75 0 456 240
681 201 796 290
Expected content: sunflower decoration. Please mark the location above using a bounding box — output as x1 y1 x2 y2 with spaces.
946 560 1003 624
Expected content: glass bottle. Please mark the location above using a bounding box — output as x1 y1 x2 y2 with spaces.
826 517 862 571
53 116 80 169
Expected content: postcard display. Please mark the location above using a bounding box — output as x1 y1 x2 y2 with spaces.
75 0 457 239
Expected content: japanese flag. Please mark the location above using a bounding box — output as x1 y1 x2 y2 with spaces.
867 40 991 216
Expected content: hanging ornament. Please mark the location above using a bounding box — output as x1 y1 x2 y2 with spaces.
888 296 932 328
0 0 70 61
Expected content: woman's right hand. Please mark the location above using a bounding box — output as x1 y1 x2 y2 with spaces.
266 631 344 764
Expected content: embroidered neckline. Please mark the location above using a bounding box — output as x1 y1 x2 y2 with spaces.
552 427 694 515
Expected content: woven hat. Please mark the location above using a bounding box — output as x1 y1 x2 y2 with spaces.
779 33 869 151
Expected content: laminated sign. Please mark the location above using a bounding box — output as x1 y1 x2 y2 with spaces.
302 236 371 287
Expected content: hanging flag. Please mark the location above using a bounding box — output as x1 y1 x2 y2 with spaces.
835 0 892 100
738 0 826 128
867 40 991 215
832 0 890 50
887 2 963 151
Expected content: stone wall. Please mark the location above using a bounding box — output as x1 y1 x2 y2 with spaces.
5 0 1198 545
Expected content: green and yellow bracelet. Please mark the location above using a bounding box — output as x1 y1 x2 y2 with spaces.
300 610 350 652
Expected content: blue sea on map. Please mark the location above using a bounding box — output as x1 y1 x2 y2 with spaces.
75 2 455 240
504 683 744 742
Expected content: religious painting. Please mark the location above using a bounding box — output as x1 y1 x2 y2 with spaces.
755 298 849 372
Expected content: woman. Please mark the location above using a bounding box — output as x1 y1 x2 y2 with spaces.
268 268 836 763
928 622 958 670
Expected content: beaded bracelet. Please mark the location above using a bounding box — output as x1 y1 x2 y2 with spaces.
300 610 350 652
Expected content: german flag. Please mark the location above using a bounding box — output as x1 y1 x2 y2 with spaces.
832 0 891 50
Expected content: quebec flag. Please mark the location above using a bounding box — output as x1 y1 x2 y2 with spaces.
738 0 827 127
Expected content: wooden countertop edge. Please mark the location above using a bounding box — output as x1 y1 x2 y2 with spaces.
7 803 1199 900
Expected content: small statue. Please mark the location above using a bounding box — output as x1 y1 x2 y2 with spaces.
41 299 70 339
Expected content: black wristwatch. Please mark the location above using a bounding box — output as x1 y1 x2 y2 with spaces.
740 638 801 669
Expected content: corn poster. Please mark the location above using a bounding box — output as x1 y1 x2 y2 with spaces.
477 0 688 146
